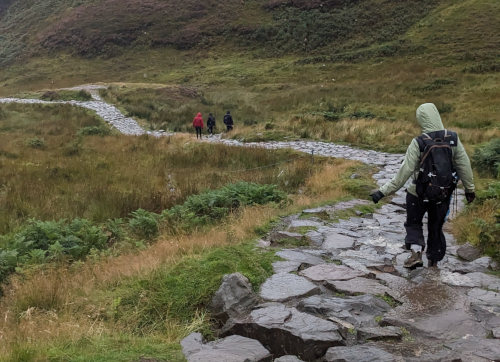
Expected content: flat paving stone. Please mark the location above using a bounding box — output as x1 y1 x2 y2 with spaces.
298 294 391 328
181 333 272 362
326 277 392 297
222 304 343 361
299 263 368 282
444 336 500 361
275 250 325 266
259 273 320 302
289 219 323 229
357 326 402 341
273 356 304 362
322 233 356 250
272 261 302 274
467 288 500 306
324 344 399 362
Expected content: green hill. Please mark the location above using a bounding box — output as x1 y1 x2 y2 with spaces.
0 0 498 148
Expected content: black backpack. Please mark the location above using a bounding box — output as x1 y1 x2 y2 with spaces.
415 129 458 201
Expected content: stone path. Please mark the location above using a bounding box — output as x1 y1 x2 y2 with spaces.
2 86 497 361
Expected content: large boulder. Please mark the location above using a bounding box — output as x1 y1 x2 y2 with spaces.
181 333 272 362
222 304 344 360
210 273 258 323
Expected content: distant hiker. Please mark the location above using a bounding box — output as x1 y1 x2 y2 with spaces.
193 112 204 139
370 103 475 269
223 111 234 131
207 113 216 135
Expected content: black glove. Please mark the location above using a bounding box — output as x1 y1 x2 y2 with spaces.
465 192 475 204
370 190 384 204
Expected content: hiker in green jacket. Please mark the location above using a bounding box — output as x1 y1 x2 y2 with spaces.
370 103 475 268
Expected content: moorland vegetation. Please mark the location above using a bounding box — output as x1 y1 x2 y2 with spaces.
0 0 498 360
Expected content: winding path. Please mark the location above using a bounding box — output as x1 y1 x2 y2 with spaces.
1 86 498 361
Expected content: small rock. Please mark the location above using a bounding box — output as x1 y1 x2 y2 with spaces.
259 273 320 302
256 239 271 248
457 243 482 261
210 273 258 323
324 344 399 362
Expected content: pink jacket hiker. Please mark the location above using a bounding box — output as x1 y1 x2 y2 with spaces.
193 113 204 128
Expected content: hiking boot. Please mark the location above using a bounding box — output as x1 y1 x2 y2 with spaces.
428 259 438 268
404 250 423 269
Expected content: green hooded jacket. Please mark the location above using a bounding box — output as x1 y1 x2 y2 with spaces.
379 103 475 197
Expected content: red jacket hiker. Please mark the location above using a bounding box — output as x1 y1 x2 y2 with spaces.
193 113 204 128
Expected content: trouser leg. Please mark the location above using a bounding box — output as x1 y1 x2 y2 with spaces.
404 192 427 250
426 197 451 262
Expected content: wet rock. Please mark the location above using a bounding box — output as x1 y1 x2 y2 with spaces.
440 271 479 288
289 219 322 229
457 243 482 261
357 326 402 341
322 233 356 250
304 230 324 246
298 294 391 328
223 304 343 360
210 273 259 323
272 261 302 274
467 288 500 306
259 273 320 302
275 249 325 266
181 333 272 362
447 256 491 273
493 327 500 338
273 356 304 362
467 272 500 292
324 344 399 362
299 263 368 282
326 277 392 297
444 335 500 361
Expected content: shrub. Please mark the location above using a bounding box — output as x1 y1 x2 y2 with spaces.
129 209 159 239
473 139 500 178
77 125 111 136
165 182 287 230
26 137 45 149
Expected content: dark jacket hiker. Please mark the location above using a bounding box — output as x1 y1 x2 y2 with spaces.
370 103 475 268
223 111 233 131
207 113 216 135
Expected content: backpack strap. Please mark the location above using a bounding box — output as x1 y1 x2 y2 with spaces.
416 133 432 152
443 129 458 147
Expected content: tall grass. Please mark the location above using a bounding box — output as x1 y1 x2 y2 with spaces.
0 103 315 234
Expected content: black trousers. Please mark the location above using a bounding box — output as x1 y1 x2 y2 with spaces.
404 192 451 262
207 125 214 135
195 127 202 139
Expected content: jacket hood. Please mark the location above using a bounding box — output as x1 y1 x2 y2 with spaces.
416 103 444 133
196 112 202 117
